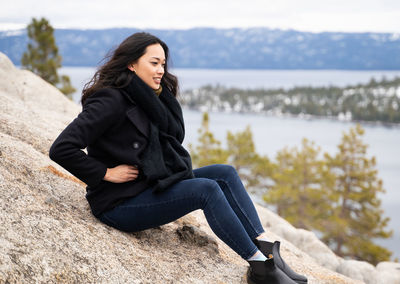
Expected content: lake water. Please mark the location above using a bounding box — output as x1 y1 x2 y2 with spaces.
61 67 400 260
61 67 400 103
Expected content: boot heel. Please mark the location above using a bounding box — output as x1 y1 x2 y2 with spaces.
247 257 297 284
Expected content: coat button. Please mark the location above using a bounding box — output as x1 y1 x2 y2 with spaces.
132 142 140 149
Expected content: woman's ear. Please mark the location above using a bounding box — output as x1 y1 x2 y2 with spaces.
128 64 136 72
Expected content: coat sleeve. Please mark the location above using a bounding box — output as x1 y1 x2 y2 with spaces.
49 88 123 187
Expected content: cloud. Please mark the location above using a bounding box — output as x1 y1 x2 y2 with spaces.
1 0 400 33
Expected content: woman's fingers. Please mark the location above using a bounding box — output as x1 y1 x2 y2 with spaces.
106 164 140 183
126 165 139 180
128 169 139 175
126 165 139 172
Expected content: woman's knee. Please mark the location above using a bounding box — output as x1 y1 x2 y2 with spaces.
191 178 224 206
193 164 238 180
212 164 238 178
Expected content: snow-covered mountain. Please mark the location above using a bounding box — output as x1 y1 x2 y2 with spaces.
1 27 399 69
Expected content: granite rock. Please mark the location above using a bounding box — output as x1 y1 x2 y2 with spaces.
1 51 397 284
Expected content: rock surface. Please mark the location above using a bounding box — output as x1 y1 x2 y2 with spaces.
0 52 398 283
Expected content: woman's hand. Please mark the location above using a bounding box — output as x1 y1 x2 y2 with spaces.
103 164 139 183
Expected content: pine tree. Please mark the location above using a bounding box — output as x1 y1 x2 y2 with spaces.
226 125 273 191
323 124 392 264
21 17 75 97
188 112 229 167
264 138 336 230
58 75 76 97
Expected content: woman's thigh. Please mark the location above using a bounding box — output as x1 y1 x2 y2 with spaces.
98 177 221 232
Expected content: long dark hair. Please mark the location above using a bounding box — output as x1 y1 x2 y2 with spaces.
81 32 178 105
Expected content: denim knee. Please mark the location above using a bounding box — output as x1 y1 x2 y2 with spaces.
192 178 225 209
210 164 238 178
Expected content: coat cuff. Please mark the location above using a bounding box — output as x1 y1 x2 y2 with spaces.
85 163 108 187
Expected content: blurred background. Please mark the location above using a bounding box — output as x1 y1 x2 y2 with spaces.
1 0 399 263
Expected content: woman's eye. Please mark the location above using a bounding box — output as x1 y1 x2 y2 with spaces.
151 62 157 65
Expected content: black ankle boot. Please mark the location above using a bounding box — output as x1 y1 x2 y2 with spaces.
247 258 297 284
253 240 308 284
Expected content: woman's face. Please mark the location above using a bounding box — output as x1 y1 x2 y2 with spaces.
129 43 165 90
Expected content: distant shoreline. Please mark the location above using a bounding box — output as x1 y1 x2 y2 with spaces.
183 107 400 129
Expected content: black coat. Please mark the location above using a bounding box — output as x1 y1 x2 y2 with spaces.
49 87 152 217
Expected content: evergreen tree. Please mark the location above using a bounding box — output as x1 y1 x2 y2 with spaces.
226 125 273 191
264 138 336 230
249 154 274 194
21 17 75 97
323 124 392 264
188 112 229 167
58 75 76 96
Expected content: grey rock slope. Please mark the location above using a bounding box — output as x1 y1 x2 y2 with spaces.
1 52 399 284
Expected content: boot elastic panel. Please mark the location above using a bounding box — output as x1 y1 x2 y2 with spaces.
272 241 308 284
253 238 274 254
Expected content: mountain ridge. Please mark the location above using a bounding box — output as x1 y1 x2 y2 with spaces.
1 27 400 69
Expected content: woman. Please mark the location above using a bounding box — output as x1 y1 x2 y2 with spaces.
49 32 307 284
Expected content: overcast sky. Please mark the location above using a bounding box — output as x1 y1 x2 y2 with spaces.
1 0 400 33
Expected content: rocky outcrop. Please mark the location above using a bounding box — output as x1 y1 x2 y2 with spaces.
0 51 398 283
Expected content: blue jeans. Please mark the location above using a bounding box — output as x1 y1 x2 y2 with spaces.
98 164 265 259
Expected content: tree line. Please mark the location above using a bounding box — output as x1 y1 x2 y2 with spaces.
181 77 400 124
189 112 393 265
